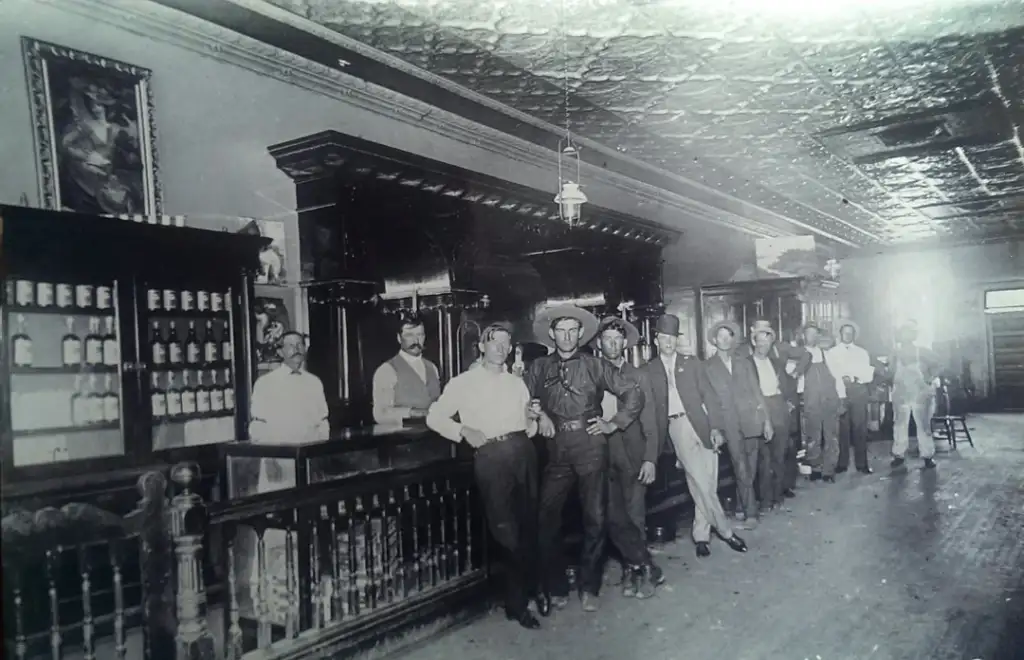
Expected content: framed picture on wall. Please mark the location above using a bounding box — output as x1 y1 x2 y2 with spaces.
22 38 162 217
253 286 296 375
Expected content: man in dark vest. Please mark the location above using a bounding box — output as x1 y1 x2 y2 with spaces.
372 312 441 425
594 316 664 599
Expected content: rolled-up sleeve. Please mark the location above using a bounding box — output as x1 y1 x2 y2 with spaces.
425 379 465 442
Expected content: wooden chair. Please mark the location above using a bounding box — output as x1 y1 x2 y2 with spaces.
930 382 974 451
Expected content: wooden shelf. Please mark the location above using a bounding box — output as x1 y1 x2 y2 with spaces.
153 410 234 424
146 309 230 320
5 305 115 317
12 422 120 437
151 361 232 372
11 365 119 375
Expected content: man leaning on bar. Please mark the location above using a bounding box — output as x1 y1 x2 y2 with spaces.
372 311 441 426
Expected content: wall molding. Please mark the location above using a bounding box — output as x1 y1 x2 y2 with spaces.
46 0 795 241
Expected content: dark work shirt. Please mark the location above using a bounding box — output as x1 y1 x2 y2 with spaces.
523 351 644 431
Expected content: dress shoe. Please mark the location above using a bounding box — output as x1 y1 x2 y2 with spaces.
857 466 874 475
580 592 600 612
506 610 541 630
635 565 663 600
809 471 822 482
783 488 796 498
835 466 848 474
724 534 748 553
695 541 711 557
890 456 906 468
923 458 937 469
535 593 552 617
822 475 835 483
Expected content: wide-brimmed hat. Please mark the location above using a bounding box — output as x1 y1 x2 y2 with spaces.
654 313 680 336
835 318 860 338
800 320 823 335
749 319 776 340
707 319 743 345
533 304 599 348
595 316 641 348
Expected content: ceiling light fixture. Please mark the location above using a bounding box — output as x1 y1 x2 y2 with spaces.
554 0 587 227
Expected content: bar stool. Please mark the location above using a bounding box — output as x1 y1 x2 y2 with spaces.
930 383 974 451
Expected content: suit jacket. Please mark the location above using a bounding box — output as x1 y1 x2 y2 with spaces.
640 353 722 450
605 360 662 470
703 352 769 440
747 352 798 405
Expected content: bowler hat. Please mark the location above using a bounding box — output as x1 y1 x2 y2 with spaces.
596 316 641 348
706 319 742 345
835 318 860 338
532 304 600 348
654 313 680 336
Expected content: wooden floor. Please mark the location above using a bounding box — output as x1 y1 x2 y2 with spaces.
388 414 1024 660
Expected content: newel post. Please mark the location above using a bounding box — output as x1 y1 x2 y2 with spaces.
170 463 216 660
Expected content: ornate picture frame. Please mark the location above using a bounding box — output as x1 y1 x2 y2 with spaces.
22 37 162 216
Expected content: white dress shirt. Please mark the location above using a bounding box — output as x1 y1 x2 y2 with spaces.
752 355 782 397
660 353 686 416
826 342 875 386
249 364 330 445
426 365 536 447
372 351 438 425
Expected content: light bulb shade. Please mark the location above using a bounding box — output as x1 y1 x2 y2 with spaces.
555 182 587 222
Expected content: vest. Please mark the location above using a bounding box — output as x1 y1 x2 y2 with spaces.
388 353 441 410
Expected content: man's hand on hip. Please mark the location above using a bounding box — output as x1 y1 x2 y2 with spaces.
459 426 487 447
587 417 616 435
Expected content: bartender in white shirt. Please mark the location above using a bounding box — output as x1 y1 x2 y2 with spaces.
246 330 329 626
426 322 543 630
826 319 876 475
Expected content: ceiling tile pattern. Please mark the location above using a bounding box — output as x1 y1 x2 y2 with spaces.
268 0 1024 247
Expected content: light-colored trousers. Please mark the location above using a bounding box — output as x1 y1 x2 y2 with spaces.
669 415 733 543
892 399 936 460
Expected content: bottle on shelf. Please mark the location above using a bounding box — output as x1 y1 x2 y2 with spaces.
222 367 235 411
56 283 74 308
71 375 90 426
150 321 167 366
166 372 183 418
196 370 211 414
62 317 82 367
102 317 119 367
209 369 225 412
96 284 113 310
196 289 209 312
211 291 224 313
162 288 178 312
147 288 163 312
185 321 201 365
84 317 104 366
181 370 197 415
75 284 94 309
181 289 194 312
15 278 35 306
221 321 232 361
12 314 33 368
150 372 168 420
86 374 104 423
102 374 120 422
36 281 54 308
167 321 182 364
203 320 218 363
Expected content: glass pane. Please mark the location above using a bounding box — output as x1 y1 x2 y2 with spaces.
227 454 297 498
986 288 1024 311
6 277 125 466
145 284 237 450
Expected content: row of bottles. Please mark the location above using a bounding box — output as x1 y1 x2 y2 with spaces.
72 374 121 425
7 278 114 311
151 320 232 366
11 374 119 432
151 369 234 419
11 315 119 369
147 287 228 313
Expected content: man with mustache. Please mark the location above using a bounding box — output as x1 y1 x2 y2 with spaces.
522 304 644 614
372 312 441 425
594 317 663 599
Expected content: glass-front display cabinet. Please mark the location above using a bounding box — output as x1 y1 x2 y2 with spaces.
0 205 268 484
221 428 456 499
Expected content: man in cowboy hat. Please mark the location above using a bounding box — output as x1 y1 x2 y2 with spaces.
748 325 798 510
427 322 544 629
594 316 664 599
640 314 747 558
703 319 774 525
794 322 843 482
888 320 940 470
827 319 876 475
522 304 645 614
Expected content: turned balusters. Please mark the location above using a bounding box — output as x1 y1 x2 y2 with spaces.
169 462 215 660
222 523 244 660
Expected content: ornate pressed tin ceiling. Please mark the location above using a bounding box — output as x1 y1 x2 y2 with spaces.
255 0 1024 248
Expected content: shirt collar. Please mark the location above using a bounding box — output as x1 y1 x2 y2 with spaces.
398 350 424 366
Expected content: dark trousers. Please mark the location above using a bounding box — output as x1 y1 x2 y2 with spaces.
538 429 608 597
758 395 791 506
474 432 539 616
838 384 869 470
784 402 801 490
725 432 762 518
606 448 650 569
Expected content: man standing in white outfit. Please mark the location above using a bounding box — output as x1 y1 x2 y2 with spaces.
889 320 940 470
426 322 544 630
